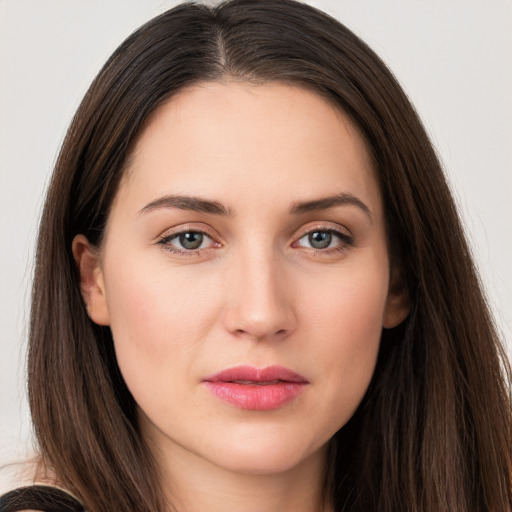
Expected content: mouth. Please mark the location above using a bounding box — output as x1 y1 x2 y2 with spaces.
202 365 309 411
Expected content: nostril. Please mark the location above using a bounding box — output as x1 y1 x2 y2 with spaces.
232 327 289 340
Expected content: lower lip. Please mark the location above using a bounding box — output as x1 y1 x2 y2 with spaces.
203 381 307 410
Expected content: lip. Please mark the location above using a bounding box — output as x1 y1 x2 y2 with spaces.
202 365 309 411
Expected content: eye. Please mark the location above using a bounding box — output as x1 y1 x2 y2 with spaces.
294 228 353 252
157 230 220 253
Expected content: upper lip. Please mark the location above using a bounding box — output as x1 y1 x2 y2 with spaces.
203 365 308 384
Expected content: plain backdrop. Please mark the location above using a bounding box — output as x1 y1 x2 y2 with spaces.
1 0 511 469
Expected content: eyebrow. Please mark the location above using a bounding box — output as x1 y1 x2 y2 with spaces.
138 192 371 219
289 193 372 220
138 194 233 216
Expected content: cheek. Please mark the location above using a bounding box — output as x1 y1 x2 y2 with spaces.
302 259 388 428
102 257 223 394
305 256 388 348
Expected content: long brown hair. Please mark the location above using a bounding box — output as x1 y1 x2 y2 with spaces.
28 1 512 510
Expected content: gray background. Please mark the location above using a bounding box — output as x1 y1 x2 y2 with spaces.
1 0 511 469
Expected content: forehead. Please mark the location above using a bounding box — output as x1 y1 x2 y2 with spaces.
117 81 380 217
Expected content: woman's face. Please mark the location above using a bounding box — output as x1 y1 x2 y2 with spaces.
76 82 407 477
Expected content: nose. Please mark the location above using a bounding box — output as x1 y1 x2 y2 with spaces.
223 248 297 342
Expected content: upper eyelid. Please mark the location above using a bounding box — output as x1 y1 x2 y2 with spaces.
157 224 218 241
159 224 348 236
294 222 352 239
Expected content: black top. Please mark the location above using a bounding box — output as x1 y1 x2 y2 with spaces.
0 486 84 512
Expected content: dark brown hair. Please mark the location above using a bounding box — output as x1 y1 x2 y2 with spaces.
28 1 512 510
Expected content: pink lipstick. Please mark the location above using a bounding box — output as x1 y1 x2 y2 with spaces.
202 365 308 410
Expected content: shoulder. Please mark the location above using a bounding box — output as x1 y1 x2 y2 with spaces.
0 485 84 512
0 458 83 512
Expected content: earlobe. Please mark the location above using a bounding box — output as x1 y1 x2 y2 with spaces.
383 268 410 329
72 234 110 326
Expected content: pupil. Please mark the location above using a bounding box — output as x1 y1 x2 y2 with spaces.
309 231 331 249
179 232 203 250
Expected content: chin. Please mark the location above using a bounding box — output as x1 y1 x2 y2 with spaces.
204 428 327 476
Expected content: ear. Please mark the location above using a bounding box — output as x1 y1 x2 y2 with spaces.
72 234 110 326
383 266 410 329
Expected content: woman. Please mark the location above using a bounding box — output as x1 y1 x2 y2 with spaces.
1 0 510 511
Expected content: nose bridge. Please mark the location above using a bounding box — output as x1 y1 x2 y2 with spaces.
224 239 296 340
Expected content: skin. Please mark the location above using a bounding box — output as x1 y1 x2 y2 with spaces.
74 82 409 512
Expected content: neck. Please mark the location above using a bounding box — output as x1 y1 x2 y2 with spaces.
149 435 332 512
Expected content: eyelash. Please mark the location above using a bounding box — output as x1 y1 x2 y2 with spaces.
156 226 354 256
156 228 219 256
293 227 354 254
